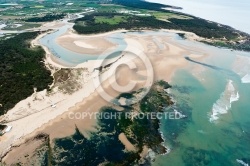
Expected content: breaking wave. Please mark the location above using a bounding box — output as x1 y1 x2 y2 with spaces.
236 159 249 166
209 80 239 122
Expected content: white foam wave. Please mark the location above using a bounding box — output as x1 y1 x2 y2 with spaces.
159 129 171 155
236 159 249 166
209 80 239 122
230 91 239 103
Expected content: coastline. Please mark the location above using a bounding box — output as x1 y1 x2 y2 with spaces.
1 0 250 164
0 23 207 163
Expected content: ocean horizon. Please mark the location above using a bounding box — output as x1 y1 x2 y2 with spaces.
147 0 250 34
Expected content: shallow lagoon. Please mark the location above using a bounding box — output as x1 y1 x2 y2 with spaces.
39 24 127 67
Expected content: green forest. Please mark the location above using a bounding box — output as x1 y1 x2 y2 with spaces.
25 14 66 22
0 32 53 115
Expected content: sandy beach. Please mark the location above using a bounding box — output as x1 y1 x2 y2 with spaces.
0 21 208 163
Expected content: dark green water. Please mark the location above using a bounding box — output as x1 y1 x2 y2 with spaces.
154 48 250 165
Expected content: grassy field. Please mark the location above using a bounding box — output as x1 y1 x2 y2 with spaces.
151 11 192 20
97 4 124 12
95 15 128 25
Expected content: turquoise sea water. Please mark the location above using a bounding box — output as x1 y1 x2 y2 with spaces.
154 39 250 165
143 1 250 164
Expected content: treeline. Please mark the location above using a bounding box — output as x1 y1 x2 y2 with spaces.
73 12 250 51
0 32 53 115
74 12 238 39
25 14 66 22
169 18 240 40
73 12 171 34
